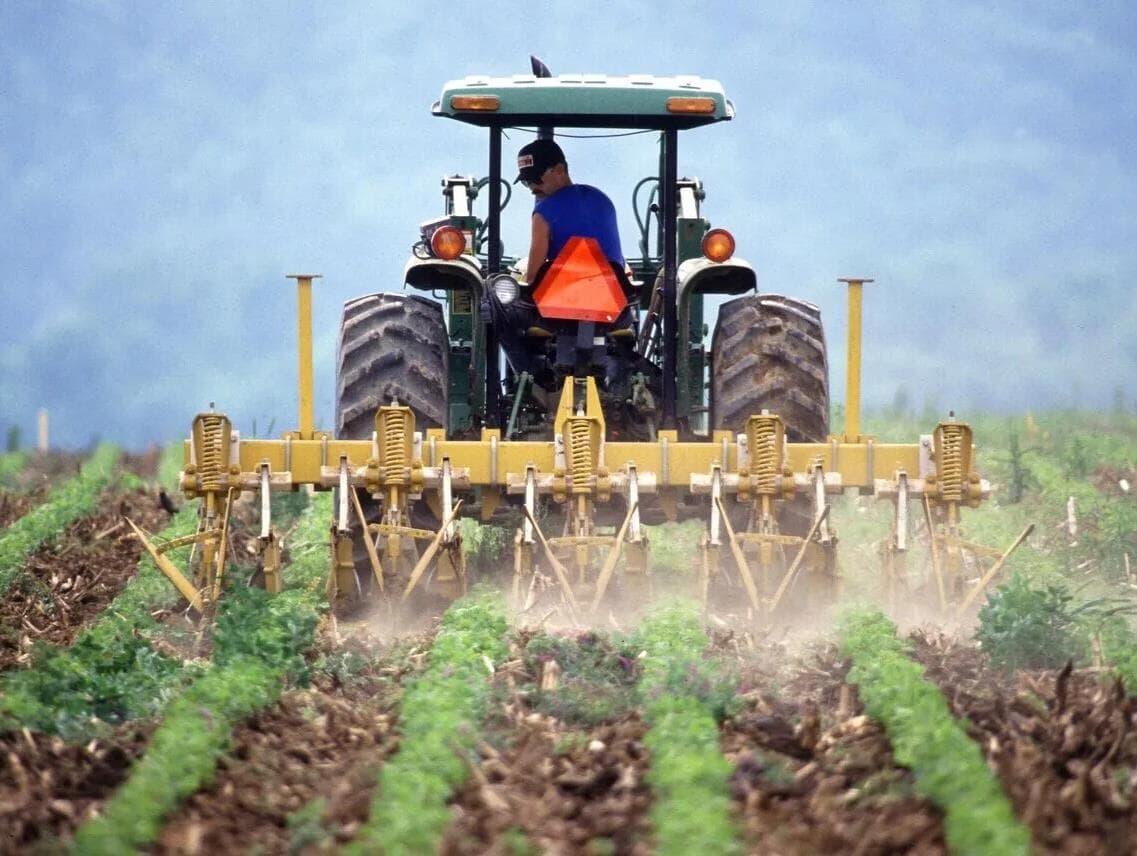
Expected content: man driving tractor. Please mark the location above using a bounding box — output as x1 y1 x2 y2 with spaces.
484 137 634 384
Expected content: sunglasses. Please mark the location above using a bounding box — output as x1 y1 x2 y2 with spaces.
522 166 552 189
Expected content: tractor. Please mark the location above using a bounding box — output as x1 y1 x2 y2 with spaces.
135 61 1029 624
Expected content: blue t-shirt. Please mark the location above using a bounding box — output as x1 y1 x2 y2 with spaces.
534 184 624 266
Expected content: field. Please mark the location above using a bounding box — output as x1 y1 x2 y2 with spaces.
1 410 1136 855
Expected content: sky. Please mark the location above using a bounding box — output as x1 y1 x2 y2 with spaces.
1 1 1135 449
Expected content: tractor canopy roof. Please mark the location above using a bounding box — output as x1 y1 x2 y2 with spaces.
433 73 734 129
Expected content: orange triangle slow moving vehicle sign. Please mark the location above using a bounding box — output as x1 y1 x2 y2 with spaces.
532 237 628 323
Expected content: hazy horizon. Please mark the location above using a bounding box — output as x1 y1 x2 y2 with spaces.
2 2 1134 449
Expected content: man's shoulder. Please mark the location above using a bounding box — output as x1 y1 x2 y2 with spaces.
571 184 616 210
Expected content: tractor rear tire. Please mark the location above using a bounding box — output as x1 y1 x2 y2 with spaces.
711 293 829 441
710 294 830 613
336 292 449 439
335 292 449 599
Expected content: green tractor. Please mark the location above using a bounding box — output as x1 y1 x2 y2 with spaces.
150 61 1004 624
335 61 832 611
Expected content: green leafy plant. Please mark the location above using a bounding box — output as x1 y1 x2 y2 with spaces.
346 590 509 855
0 449 28 485
524 631 639 725
458 517 510 576
69 494 332 853
0 443 121 594
975 573 1090 671
635 602 741 856
839 608 1031 856
0 505 200 738
286 798 332 855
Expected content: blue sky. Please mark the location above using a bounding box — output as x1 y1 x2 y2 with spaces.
2 1 1134 448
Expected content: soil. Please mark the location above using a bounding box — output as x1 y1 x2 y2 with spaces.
912 631 1137 855
446 712 652 856
723 641 946 855
0 487 173 669
147 626 428 854
0 722 153 855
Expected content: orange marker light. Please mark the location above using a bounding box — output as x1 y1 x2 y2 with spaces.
666 97 717 114
450 95 500 112
701 228 735 262
430 226 466 260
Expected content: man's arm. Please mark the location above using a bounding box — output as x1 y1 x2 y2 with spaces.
526 213 550 283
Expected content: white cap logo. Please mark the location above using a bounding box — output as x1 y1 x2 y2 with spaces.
518 154 534 169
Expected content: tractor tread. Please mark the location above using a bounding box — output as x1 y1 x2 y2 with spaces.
336 293 448 440
711 293 829 442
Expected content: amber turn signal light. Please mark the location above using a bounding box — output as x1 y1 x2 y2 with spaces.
450 95 500 111
701 228 735 262
666 96 717 114
431 226 466 259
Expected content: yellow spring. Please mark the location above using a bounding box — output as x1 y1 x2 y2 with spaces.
381 410 409 484
196 415 228 493
748 417 779 495
567 417 594 492
938 424 965 502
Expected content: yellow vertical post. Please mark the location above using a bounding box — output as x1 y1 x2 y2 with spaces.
838 277 873 442
287 274 321 439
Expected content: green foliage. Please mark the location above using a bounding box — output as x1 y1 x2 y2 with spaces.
642 520 704 577
0 449 28 485
0 443 120 594
635 602 742 855
71 656 283 854
839 608 1031 856
5 425 20 453
156 441 186 491
975 573 1090 671
271 487 311 526
0 629 197 740
0 506 199 739
1060 433 1093 480
458 517 510 575
1099 616 1137 691
211 582 322 681
524 631 639 725
70 495 332 853
347 591 508 855
1001 425 1037 504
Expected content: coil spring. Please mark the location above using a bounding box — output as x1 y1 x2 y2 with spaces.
381 410 409 484
567 418 594 491
938 424 965 502
197 415 227 492
749 417 779 495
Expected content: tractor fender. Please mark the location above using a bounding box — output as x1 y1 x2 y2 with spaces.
676 256 757 304
403 254 484 298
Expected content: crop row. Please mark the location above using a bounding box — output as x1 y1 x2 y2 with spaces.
346 592 509 854
635 603 740 855
0 501 201 736
838 608 1031 856
0 443 121 595
71 491 331 853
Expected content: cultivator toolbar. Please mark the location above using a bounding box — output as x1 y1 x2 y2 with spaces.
128 276 1033 623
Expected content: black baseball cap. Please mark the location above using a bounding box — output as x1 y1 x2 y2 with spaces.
515 138 566 183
